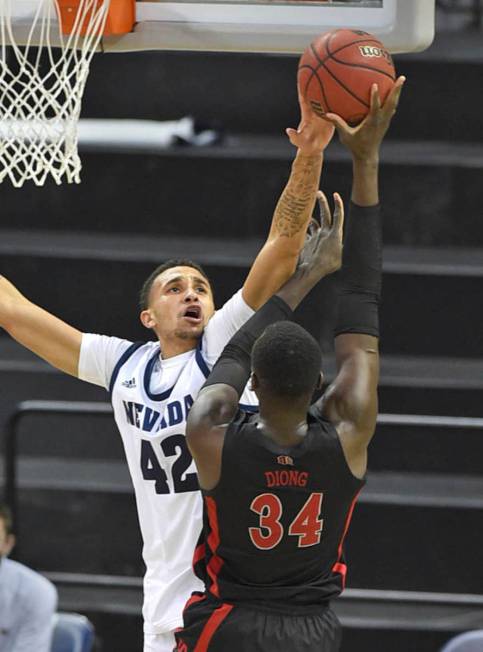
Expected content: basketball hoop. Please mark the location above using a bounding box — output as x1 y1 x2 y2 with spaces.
0 0 135 187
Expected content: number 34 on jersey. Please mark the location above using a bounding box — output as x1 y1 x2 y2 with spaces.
249 492 324 550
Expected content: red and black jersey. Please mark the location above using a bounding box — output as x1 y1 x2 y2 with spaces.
194 406 365 609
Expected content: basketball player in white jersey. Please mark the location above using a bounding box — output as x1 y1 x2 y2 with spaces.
0 101 335 652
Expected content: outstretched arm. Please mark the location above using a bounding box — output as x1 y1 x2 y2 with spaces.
241 95 335 309
187 197 344 490
319 78 405 479
0 276 82 376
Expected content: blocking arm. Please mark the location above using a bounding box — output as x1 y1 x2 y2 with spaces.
0 276 83 377
241 97 335 310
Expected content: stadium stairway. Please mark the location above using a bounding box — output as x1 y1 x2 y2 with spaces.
1 28 483 652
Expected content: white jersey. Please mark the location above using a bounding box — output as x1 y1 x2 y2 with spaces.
78 289 257 634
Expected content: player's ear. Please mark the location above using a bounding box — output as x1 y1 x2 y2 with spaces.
140 309 155 330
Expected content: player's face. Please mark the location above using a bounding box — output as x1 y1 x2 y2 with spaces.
141 266 215 344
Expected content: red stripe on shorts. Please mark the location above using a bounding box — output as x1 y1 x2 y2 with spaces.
332 562 347 585
193 542 206 568
193 603 234 652
184 593 206 613
205 496 224 598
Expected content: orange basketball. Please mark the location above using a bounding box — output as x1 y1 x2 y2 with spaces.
298 29 396 126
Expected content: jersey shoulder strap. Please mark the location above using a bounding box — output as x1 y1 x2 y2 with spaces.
195 340 210 379
109 341 145 395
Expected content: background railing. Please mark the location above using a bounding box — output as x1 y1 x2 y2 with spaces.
4 400 113 527
4 399 483 531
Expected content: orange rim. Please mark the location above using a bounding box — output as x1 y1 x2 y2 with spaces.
57 0 136 37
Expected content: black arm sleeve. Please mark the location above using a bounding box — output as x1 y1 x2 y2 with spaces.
334 202 382 338
202 295 293 396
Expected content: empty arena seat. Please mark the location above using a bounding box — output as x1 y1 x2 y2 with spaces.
440 631 483 652
51 613 94 652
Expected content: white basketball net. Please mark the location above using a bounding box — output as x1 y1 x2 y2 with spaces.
0 0 110 187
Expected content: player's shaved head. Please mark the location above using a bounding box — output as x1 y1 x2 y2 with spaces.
139 259 211 310
252 321 322 398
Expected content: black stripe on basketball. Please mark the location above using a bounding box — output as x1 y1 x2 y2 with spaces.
327 55 396 82
324 30 335 59
321 60 370 109
309 43 335 112
326 35 395 81
314 37 397 109
310 33 385 68
327 36 387 61
298 64 320 102
310 42 325 68
299 62 332 115
310 69 333 115
324 38 396 81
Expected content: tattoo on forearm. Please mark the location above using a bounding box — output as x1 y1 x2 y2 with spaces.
273 155 322 238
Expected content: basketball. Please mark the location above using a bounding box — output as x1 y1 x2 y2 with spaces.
298 29 396 125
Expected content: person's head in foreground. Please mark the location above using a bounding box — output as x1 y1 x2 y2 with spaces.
251 321 323 410
139 259 215 346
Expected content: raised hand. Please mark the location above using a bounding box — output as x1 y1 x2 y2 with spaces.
304 191 344 278
324 76 406 161
286 91 335 156
278 191 344 310
297 191 341 270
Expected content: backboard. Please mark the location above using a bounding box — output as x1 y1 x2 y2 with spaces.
109 0 435 54
1 0 434 186
10 0 435 55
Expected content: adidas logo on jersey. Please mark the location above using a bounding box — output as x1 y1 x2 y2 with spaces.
122 378 137 389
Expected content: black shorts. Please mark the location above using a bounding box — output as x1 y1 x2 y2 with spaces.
174 594 342 652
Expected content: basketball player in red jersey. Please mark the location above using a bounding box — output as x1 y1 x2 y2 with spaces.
176 77 405 651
